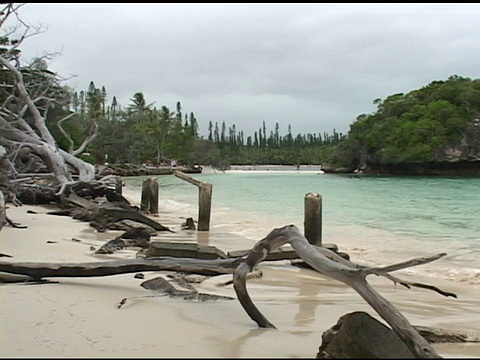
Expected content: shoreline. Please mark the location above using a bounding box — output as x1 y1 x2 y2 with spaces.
1 203 480 358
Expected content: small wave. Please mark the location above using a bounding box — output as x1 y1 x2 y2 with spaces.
161 199 195 213
438 268 480 287
400 264 480 288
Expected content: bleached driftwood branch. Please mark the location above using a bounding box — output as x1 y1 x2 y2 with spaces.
0 257 241 280
233 224 451 358
308 245 457 298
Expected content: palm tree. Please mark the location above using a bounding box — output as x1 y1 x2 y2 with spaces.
143 105 176 164
127 92 155 123
158 105 176 163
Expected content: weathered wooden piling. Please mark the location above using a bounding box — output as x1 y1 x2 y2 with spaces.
115 176 123 195
174 170 212 231
148 178 159 215
140 177 159 215
0 190 5 232
304 192 322 245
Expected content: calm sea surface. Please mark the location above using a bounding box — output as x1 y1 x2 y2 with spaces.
122 165 480 287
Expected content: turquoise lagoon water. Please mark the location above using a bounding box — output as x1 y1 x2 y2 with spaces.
122 165 480 287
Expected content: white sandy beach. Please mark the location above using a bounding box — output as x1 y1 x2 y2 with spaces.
1 202 480 358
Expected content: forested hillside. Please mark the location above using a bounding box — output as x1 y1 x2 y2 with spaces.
51 75 480 174
322 75 480 175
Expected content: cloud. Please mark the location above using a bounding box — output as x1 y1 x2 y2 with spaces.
13 3 480 137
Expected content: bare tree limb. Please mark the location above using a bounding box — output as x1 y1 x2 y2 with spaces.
363 253 447 276
309 242 455 298
71 121 98 156
56 112 80 154
233 224 445 358
1 5 96 185
382 273 457 298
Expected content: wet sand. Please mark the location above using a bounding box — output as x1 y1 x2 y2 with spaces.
0 203 479 358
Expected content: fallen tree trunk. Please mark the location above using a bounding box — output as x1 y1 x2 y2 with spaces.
56 192 174 233
0 257 241 280
233 224 450 358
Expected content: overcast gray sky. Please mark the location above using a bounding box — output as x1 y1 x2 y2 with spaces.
13 3 480 138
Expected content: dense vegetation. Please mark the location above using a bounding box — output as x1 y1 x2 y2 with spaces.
50 80 347 170
3 66 479 173
322 75 480 171
56 75 480 172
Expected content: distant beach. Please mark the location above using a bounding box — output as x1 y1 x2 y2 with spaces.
224 164 325 174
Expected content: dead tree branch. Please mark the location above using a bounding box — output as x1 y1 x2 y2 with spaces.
307 244 457 298
233 224 448 358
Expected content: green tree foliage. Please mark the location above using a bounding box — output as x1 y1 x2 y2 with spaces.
44 70 477 172
327 75 480 169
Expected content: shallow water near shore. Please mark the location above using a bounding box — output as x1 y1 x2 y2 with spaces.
122 166 480 287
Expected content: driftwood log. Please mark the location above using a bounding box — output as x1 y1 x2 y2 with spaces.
233 224 453 358
53 192 174 233
0 257 241 280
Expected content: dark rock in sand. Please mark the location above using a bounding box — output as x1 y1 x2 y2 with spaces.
316 311 415 358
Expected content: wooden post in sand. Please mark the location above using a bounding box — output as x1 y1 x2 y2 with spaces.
304 192 322 245
140 177 159 215
174 170 212 231
0 146 6 231
115 176 123 195
0 190 5 232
